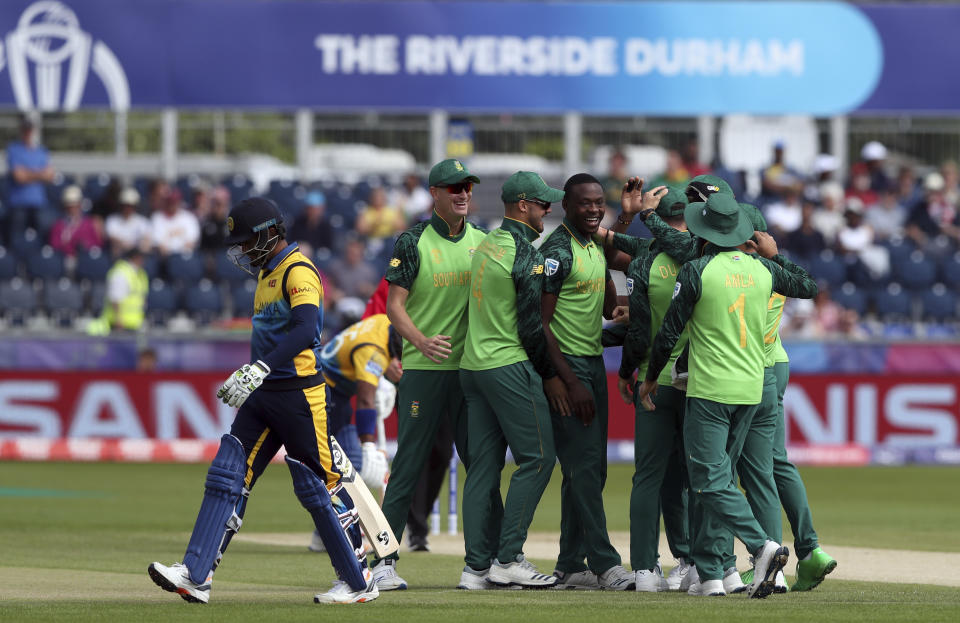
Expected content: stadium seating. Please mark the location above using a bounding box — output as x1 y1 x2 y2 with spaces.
75 247 112 282
230 280 257 317
183 279 223 323
920 284 957 323
25 246 65 282
808 250 847 289
940 252 960 288
146 279 179 326
163 251 206 284
892 251 937 291
0 278 38 325
870 282 913 322
214 251 248 284
11 227 43 258
831 282 868 316
43 278 85 327
0 246 17 280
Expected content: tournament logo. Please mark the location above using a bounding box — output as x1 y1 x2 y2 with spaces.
0 1 130 111
411 400 420 417
544 258 559 276
626 277 634 294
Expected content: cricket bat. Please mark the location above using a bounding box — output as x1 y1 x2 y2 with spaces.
329 435 399 558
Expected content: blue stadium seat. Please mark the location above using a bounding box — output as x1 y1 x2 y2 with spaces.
75 247 112 282
224 174 254 204
881 237 916 266
831 282 867 315
142 253 161 280
45 173 76 205
164 251 207 283
86 281 106 316
920 285 957 323
808 250 848 289
870 282 913 321
25 246 65 281
146 279 179 326
43 278 84 327
0 278 38 325
83 173 112 203
939 252 960 288
184 279 223 323
0 246 17 280
10 227 43 258
892 251 937 291
314 247 334 273
230 280 257 317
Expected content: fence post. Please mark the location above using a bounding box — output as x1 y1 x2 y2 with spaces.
429 109 448 165
161 108 177 181
697 115 715 168
564 111 582 178
831 115 849 181
296 109 313 181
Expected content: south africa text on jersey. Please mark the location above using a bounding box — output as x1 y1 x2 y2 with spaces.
575 277 605 294
725 273 757 288
433 270 472 288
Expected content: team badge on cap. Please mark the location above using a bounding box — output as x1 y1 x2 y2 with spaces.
227 216 234 232
454 160 463 171
545 258 559 276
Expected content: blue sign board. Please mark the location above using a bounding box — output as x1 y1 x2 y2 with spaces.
0 1 949 114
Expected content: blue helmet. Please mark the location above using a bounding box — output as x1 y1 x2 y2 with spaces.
225 197 286 275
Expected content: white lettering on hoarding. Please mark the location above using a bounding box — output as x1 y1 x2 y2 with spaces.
69 381 144 438
884 385 957 447
784 383 847 444
155 382 229 440
0 381 60 437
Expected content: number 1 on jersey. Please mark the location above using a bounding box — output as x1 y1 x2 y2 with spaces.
728 293 746 348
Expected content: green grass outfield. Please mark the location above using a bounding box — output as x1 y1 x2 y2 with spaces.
1 462 958 622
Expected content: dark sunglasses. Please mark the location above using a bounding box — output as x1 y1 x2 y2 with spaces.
445 181 473 194
523 198 550 210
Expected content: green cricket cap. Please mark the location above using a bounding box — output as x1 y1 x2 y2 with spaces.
501 171 565 204
739 202 767 232
684 193 755 248
428 158 480 187
686 174 734 202
655 187 688 219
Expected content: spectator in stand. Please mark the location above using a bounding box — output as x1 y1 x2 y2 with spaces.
136 347 158 372
151 187 200 256
649 148 691 188
785 200 827 261
87 247 149 335
327 234 378 300
906 172 960 247
146 178 171 217
846 162 879 209
865 190 907 242
4 115 55 240
837 199 889 280
393 174 434 222
292 190 335 257
940 160 960 208
894 166 922 210
105 187 152 256
90 177 122 230
858 141 891 193
805 154 839 203
48 185 102 258
355 187 406 241
764 186 804 238
680 138 710 178
760 140 804 201
813 181 846 244
197 184 231 251
601 149 629 210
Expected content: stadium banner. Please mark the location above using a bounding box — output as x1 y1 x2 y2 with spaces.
0 1 953 114
1 372 958 465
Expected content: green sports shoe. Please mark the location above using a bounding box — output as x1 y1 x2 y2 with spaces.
791 548 837 591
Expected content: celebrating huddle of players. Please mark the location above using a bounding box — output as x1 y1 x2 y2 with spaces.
147 158 836 605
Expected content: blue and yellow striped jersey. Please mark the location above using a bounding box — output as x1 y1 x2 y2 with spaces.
321 313 391 395
251 244 324 380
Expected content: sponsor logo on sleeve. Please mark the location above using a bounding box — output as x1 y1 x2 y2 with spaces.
364 360 384 378
626 277 634 294
531 264 544 275
544 258 560 276
672 281 682 299
389 257 401 267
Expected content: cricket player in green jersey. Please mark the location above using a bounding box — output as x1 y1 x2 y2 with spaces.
615 187 700 592
635 193 818 599
736 205 837 592
373 158 495 590
540 173 635 591
458 171 566 590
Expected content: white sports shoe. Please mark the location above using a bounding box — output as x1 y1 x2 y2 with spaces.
314 568 379 604
723 567 747 594
457 566 492 590
665 558 691 591
148 562 210 604
371 558 408 591
308 530 326 553
487 555 557 588
551 569 600 590
598 565 636 591
774 569 788 593
687 578 726 596
678 564 699 592
635 563 668 592
747 541 789 599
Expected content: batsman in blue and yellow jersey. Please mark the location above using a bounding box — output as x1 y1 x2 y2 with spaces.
148 198 378 605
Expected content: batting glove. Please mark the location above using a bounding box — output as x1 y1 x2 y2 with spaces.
374 378 397 421
218 360 270 408
359 442 389 490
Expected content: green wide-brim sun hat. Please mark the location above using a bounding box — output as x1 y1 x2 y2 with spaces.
739 202 767 233
684 193 755 248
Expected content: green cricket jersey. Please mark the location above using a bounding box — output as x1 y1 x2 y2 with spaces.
540 218 612 357
386 211 487 370
646 250 817 405
764 293 790 367
619 236 699 384
461 218 556 377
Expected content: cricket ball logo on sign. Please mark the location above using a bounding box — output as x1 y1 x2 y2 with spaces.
0 1 130 111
